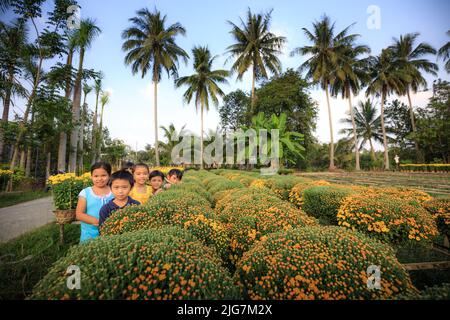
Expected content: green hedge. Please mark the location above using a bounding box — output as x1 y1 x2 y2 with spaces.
302 186 356 225
30 227 239 300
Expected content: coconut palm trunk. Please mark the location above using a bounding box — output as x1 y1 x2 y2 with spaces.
57 49 74 172
200 103 204 169
91 91 100 164
325 84 335 170
406 87 421 160
251 66 256 113
77 101 87 174
153 79 160 166
368 138 376 161
0 71 14 157
68 48 85 173
380 88 390 170
9 55 43 169
347 85 360 171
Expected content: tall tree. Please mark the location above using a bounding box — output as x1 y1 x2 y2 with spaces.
331 43 371 171
175 46 229 169
122 8 188 166
57 30 77 172
340 99 383 162
366 49 409 170
77 82 92 173
390 32 438 160
68 19 101 173
96 91 109 161
0 19 28 158
91 72 103 164
291 15 360 170
438 30 450 73
226 8 285 113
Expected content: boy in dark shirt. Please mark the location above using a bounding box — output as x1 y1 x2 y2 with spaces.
99 170 140 227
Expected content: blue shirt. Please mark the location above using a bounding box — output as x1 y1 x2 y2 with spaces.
99 196 141 227
78 187 113 243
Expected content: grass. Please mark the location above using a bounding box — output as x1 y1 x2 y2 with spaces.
0 190 51 209
0 223 80 300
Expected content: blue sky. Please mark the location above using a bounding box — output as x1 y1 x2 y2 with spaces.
3 0 450 151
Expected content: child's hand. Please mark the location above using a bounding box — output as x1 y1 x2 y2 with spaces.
92 218 99 227
154 188 163 195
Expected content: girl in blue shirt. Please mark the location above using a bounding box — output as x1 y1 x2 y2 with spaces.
76 162 114 243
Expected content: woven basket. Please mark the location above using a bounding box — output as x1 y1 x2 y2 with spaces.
54 209 76 224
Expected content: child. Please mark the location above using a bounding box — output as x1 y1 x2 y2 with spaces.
129 163 153 204
76 162 114 243
120 161 135 174
149 170 165 195
164 168 183 190
99 170 140 227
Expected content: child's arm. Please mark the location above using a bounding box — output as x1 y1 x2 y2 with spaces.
76 197 99 226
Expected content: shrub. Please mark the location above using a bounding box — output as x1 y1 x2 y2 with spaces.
235 226 417 300
261 176 309 201
289 180 331 208
302 186 356 225
30 227 238 300
369 187 433 206
170 182 213 204
207 180 244 195
337 193 438 245
184 214 231 265
217 192 318 267
422 198 450 237
48 173 92 210
398 283 450 300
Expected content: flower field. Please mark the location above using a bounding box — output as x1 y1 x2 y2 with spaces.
31 169 450 300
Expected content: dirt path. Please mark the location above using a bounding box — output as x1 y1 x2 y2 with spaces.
0 197 55 243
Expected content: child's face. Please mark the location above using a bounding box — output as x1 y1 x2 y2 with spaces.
133 167 149 185
150 176 163 190
92 168 110 188
167 174 180 185
111 179 132 201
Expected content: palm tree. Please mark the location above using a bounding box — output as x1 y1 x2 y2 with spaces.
0 19 28 158
77 83 92 174
340 99 383 162
331 42 371 171
96 91 110 161
226 8 285 112
366 49 409 170
57 30 78 172
91 72 103 165
438 30 450 73
291 15 360 170
68 18 101 173
390 33 438 159
160 123 187 165
122 8 189 166
175 46 229 169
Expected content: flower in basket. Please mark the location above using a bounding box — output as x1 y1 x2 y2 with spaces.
48 173 92 210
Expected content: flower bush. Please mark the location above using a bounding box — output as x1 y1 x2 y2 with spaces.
289 180 332 207
422 198 450 237
368 187 433 205
47 173 92 210
337 193 438 245
184 214 231 265
235 226 417 300
101 190 213 236
30 226 239 300
170 182 213 204
302 186 357 225
216 189 318 267
149 166 184 176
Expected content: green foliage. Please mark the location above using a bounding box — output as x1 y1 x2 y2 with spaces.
302 186 356 225
235 226 417 300
30 227 239 300
0 223 80 300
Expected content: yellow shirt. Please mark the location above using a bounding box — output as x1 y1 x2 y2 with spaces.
129 185 153 205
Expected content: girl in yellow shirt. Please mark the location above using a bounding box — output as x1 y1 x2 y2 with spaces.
129 163 153 205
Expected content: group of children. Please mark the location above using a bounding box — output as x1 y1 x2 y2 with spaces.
75 162 183 243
